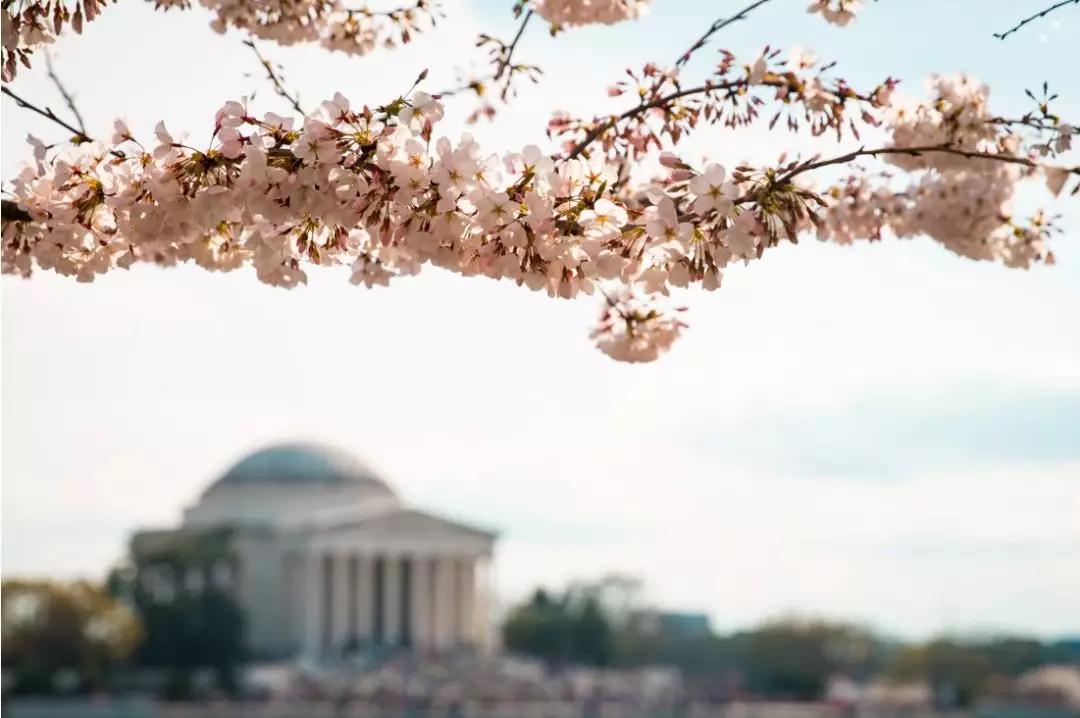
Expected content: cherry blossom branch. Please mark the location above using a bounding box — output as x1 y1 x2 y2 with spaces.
600 0 776 153
988 115 1059 132
994 0 1078 40
439 7 539 115
495 8 535 100
564 82 724 159
1 85 93 144
341 0 429 19
674 0 774 69
564 74 823 159
769 144 1058 189
562 1 885 161
244 40 305 116
2 0 113 81
43 50 87 135
2 83 1069 361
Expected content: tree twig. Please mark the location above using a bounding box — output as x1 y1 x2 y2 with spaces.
994 0 1078 40
565 77 797 159
765 144 1075 190
342 0 431 19
438 9 536 101
244 40 305 116
567 0 776 160
1 85 93 143
44 50 88 135
496 9 534 100
674 0 775 69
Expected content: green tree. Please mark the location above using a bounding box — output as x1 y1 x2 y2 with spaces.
1 579 142 695
502 589 575 664
741 619 881 700
109 527 245 697
502 587 615 666
885 639 993 708
573 596 614 666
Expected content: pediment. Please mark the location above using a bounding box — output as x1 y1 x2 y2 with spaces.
317 508 496 544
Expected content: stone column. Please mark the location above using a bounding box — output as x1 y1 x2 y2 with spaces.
456 558 476 646
399 557 413 647
302 551 323 659
474 555 492 653
356 553 373 642
332 553 351 651
382 554 401 645
433 555 456 650
410 554 432 652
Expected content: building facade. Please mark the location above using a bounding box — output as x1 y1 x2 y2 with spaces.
130 443 497 660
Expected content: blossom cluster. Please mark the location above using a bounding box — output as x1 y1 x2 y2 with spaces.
149 0 440 57
551 45 898 163
2 0 110 80
531 0 649 27
807 0 863 27
1 74 1073 361
2 0 439 79
591 287 685 363
817 74 1072 269
2 0 667 81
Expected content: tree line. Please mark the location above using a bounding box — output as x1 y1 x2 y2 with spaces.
502 580 1080 707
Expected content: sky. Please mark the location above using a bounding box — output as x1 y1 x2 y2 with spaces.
2 1 1079 640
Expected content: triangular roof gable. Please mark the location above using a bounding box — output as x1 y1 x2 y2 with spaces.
322 508 497 542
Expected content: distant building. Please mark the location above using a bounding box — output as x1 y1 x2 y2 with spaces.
128 443 497 659
633 610 712 639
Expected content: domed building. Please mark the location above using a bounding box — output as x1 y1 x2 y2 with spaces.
130 443 496 659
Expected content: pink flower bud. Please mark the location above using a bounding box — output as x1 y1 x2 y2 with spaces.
659 151 680 168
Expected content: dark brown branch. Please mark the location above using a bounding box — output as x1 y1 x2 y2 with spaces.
987 115 1059 132
438 9 536 101
244 40 305 116
44 50 87 135
496 9 534 100
566 79 781 159
674 0 775 69
568 0 776 160
1 85 93 143
994 0 1078 40
342 0 431 19
2 199 34 223
1 85 128 159
767 144 1075 190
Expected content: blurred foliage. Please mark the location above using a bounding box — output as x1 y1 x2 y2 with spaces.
504 579 1080 706
740 619 882 699
107 527 245 697
1 579 142 694
503 587 616 666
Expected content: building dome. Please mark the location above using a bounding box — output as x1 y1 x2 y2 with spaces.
184 443 399 528
204 443 395 498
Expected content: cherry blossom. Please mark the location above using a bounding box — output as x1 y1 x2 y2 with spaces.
807 0 863 27
3 1 1077 363
531 0 649 27
591 288 685 363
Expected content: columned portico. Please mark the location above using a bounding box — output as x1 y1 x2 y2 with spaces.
169 443 496 660
298 550 491 659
